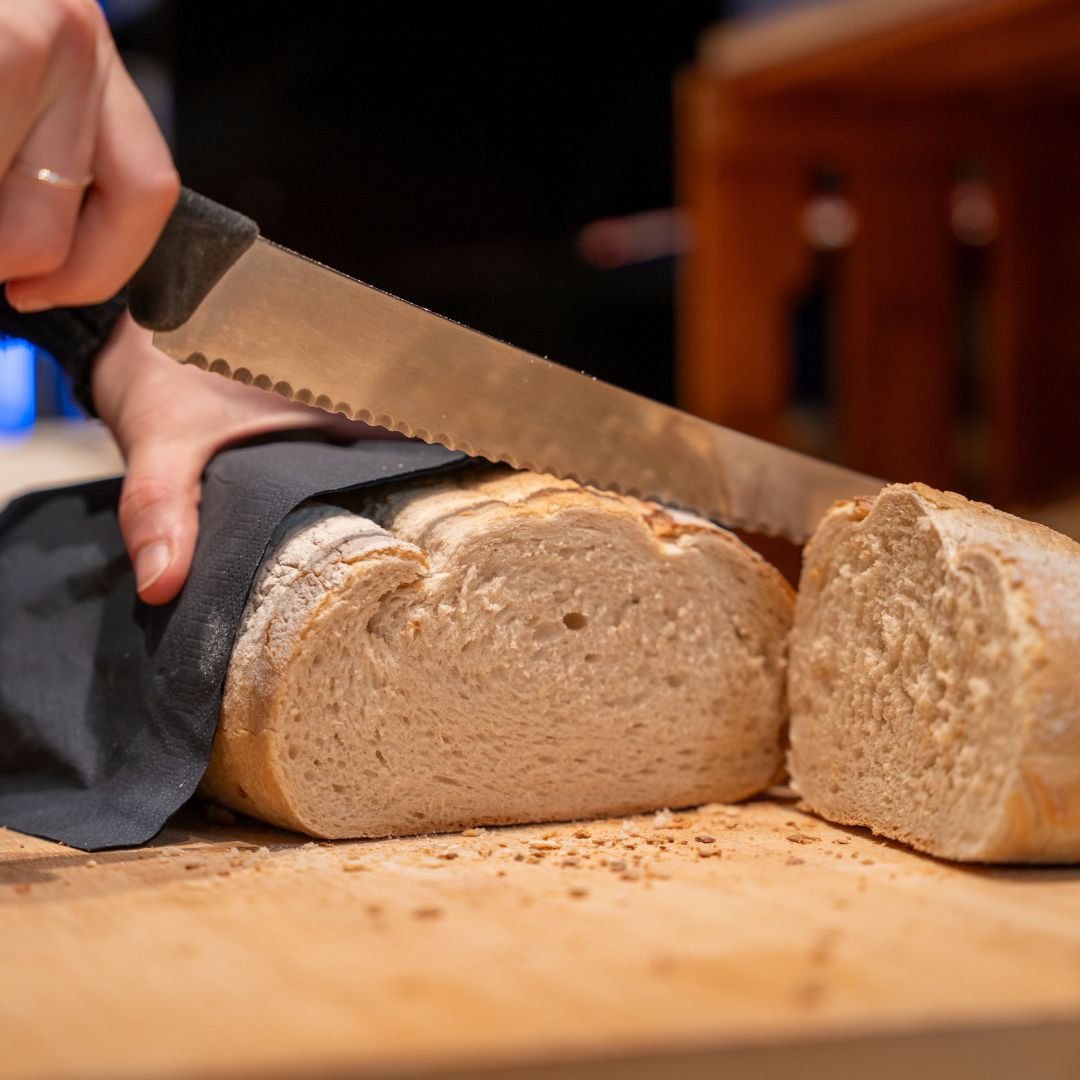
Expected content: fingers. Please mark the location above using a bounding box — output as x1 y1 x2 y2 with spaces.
0 0 102 294
0 48 100 290
0 174 86 292
95 313 403 605
113 387 396 605
6 48 178 310
0 0 98 166
0 0 178 310
115 396 384 606
118 437 206 606
93 316 203 605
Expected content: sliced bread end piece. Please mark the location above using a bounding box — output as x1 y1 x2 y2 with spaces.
789 482 1080 863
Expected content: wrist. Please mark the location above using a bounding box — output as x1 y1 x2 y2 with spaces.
90 310 157 424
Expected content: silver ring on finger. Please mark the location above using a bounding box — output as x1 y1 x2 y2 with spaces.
11 160 94 191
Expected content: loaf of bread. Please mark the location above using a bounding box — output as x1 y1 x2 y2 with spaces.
788 482 1080 863
201 469 794 839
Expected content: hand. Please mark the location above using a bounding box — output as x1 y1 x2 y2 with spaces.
0 0 179 312
92 312 390 605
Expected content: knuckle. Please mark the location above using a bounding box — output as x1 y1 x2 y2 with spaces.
53 0 106 47
108 161 179 243
0 0 104 98
118 477 176 530
49 0 104 76
138 163 182 219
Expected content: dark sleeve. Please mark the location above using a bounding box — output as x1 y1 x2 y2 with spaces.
0 294 128 416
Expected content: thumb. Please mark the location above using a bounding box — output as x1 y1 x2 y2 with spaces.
118 441 205 605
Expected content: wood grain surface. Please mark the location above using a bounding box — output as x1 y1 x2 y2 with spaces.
3 796 1079 1080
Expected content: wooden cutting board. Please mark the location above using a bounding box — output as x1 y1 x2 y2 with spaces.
3 796 1079 1080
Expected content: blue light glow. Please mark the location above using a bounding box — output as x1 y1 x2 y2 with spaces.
0 337 36 434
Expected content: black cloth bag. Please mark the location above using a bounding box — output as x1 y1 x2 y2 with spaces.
0 438 466 850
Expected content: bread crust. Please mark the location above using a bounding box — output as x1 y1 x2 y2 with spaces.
202 468 794 838
200 506 429 830
791 482 1080 863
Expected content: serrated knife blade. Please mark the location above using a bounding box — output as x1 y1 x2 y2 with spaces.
149 236 882 541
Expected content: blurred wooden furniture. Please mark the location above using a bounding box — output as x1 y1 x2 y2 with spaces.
678 0 1080 502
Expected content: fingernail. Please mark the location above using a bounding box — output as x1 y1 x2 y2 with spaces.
6 295 52 314
135 541 172 593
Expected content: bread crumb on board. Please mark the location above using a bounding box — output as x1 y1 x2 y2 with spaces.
111 803 875 905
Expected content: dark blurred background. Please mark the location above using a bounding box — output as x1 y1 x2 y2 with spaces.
10 0 1080 532
111 1 732 405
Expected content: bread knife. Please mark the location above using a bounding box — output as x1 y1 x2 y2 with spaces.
126 188 883 542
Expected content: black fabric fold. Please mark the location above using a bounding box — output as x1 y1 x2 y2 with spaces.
0 438 467 850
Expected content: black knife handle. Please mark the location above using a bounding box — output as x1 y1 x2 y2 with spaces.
127 187 259 332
